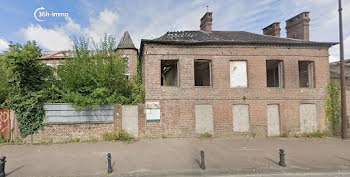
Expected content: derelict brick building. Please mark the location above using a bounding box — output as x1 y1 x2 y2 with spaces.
138 12 336 137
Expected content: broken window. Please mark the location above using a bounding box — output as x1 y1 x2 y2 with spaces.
194 59 211 86
230 61 247 88
161 60 178 86
122 55 130 71
122 55 130 80
266 60 283 87
299 61 314 88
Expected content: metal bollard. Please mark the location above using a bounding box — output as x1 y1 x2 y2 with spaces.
200 150 206 170
0 156 6 177
107 153 112 173
278 149 286 167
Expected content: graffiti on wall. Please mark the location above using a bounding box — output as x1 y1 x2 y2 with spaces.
0 109 10 141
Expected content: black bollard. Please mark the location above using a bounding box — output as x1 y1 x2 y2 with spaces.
0 156 6 177
200 150 206 170
278 149 286 167
107 153 112 173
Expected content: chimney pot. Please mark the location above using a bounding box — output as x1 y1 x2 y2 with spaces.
200 12 213 32
285 12 310 41
263 22 281 37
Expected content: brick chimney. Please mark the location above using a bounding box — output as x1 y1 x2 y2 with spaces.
263 22 281 37
285 12 310 41
200 12 213 32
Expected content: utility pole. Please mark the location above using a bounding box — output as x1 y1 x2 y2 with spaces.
338 0 347 139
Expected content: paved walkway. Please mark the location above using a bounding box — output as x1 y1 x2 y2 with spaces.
1 137 350 176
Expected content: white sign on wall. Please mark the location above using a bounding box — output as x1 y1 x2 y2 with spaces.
146 102 160 121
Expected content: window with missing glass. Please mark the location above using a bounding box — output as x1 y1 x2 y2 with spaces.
299 61 314 88
266 60 283 88
161 60 178 86
194 59 211 86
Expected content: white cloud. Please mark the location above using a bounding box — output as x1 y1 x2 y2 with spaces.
329 36 350 62
0 38 9 52
19 9 119 51
15 0 349 60
20 24 73 51
84 9 119 41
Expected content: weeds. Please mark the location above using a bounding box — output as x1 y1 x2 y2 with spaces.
281 131 290 138
0 135 5 144
65 136 80 143
83 136 99 142
103 129 133 143
199 132 212 139
301 130 325 138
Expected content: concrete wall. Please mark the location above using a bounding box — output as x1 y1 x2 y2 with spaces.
44 104 114 123
122 105 139 137
142 44 329 136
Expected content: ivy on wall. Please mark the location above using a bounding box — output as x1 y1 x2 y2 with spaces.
326 80 341 136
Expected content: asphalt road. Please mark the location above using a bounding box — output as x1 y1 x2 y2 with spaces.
221 172 350 177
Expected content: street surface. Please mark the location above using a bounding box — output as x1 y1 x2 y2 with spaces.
1 137 350 176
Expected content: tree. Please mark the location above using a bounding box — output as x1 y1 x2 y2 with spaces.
2 41 54 138
57 35 144 109
0 54 10 104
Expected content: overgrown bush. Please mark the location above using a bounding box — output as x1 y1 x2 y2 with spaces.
56 35 144 109
103 129 133 142
2 42 54 138
326 80 341 136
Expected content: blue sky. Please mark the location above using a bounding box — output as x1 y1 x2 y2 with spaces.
0 0 349 62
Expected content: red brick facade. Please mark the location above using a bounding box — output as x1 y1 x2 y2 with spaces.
141 44 330 137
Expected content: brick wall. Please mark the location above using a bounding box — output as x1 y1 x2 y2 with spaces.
115 49 138 77
142 44 330 137
23 123 114 143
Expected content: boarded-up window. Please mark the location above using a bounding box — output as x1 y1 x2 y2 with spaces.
194 60 211 86
195 105 213 133
122 105 138 137
161 60 178 86
266 60 283 87
146 102 160 121
267 104 280 136
230 61 247 88
300 104 318 133
299 61 314 88
233 104 250 132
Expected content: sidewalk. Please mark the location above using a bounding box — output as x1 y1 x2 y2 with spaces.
1 137 350 176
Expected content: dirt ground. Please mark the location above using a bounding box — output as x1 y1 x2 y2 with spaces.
1 137 350 177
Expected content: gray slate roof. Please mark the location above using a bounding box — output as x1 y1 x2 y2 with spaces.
117 31 137 50
142 30 337 48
